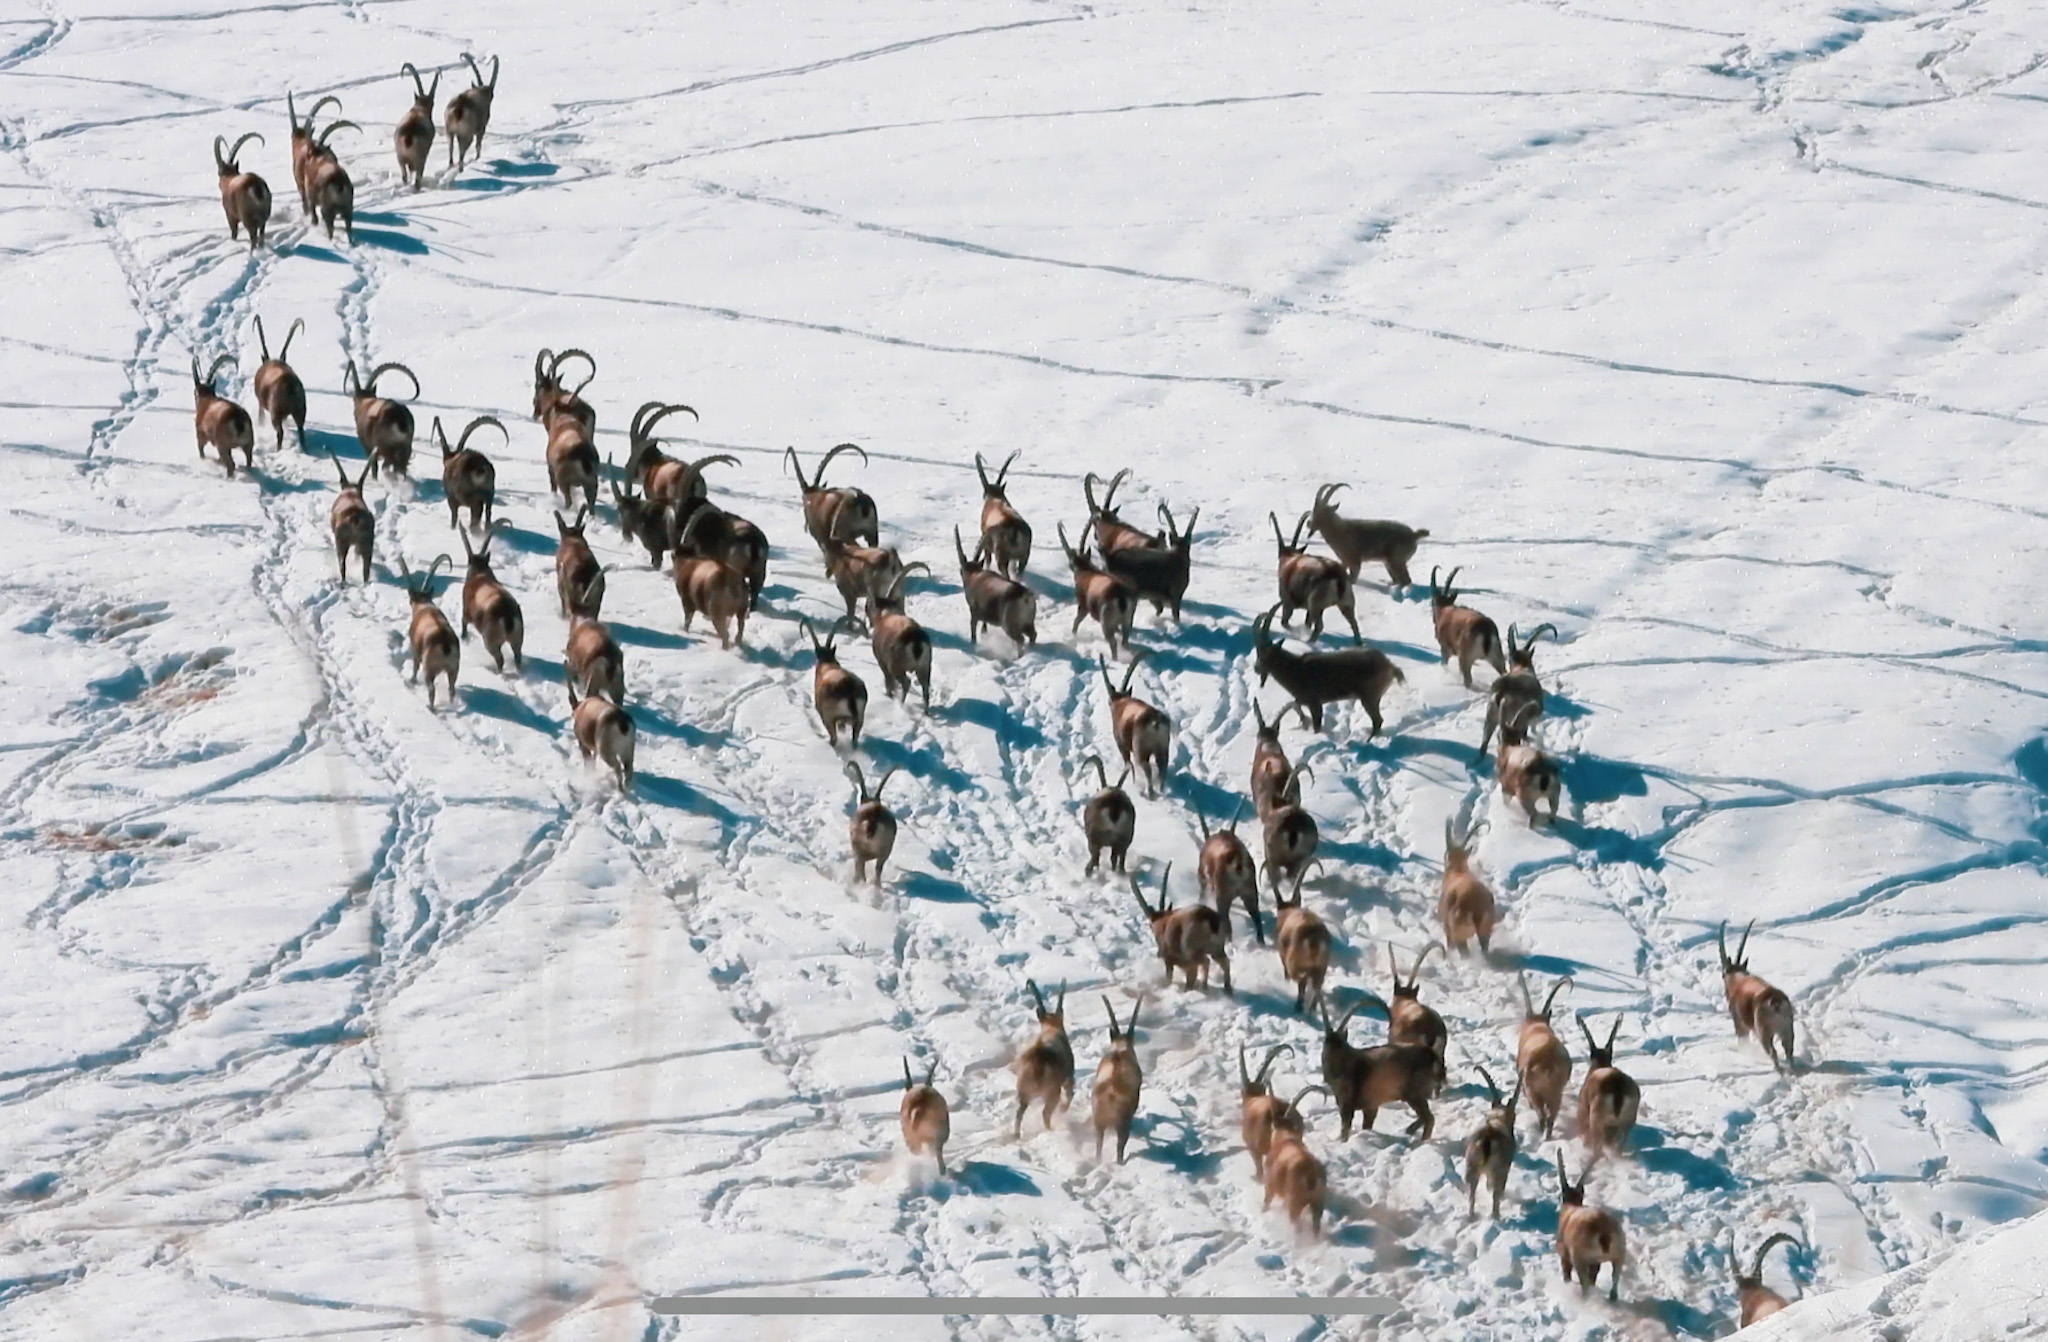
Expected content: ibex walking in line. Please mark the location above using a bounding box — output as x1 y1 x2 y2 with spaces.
1079 755 1135 875
1132 864 1230 994
395 63 439 190
954 527 1036 649
844 761 899 886
974 450 1032 577
191 355 255 477
1273 867 1330 1015
1013 979 1074 1139
1440 817 1497 954
867 563 933 709
1719 920 1797 1071
1091 996 1145 1163
1196 800 1260 943
1495 701 1562 826
342 359 419 478
1102 499 1195 623
553 506 605 619
1556 1154 1626 1301
1057 522 1136 657
1249 700 1307 819
672 510 750 649
305 118 360 242
1386 943 1447 1060
286 94 340 212
788 443 879 549
899 1057 950 1173
1576 1014 1640 1157
436 415 503 534
213 132 270 248
1101 653 1170 796
397 554 458 709
568 685 634 789
1305 484 1427 590
1429 566 1506 689
444 54 498 173
1261 1086 1331 1237
458 522 524 674
327 452 374 583
1082 469 1159 556
1482 622 1556 754
535 350 598 438
251 316 306 452
1464 1066 1520 1219
1270 510 1359 642
807 621 867 749
1516 974 1574 1139
1239 1044 1297 1177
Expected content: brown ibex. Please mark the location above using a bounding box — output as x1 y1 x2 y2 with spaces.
1464 1066 1521 1219
1251 606 1403 735
974 451 1031 578
1101 653 1169 796
1556 1154 1626 1301
568 684 633 789
1576 1014 1640 1157
327 452 373 583
435 415 502 533
251 316 306 451
844 761 899 885
1440 818 1498 954
1719 920 1796 1071
1731 1232 1802 1327
1261 788 1319 896
1103 501 1194 623
1319 994 1445 1142
899 1057 949 1172
1056 522 1136 657
395 64 439 191
458 522 524 673
1273 867 1330 1015
674 497 769 610
305 118 359 242
398 554 459 709
191 355 254 477
608 459 669 568
808 621 867 748
1238 1043 1296 1177
822 536 907 631
1133 864 1230 994
553 507 605 619
1517 974 1574 1139
534 350 597 438
954 527 1036 649
1012 979 1073 1139
1091 996 1145 1162
1306 484 1428 590
543 378 601 510
1196 799 1261 943
672 509 749 649
1482 622 1556 754
628 400 736 508
1079 755 1135 875
788 443 879 550
286 94 340 212
342 359 419 478
1429 567 1506 689
444 54 497 173
213 132 270 249
563 613 624 706
1249 700 1307 819
867 563 933 709
1270 511 1358 642
1261 1087 1331 1236
1082 469 1160 555
1387 943 1447 1060
1495 702 1562 826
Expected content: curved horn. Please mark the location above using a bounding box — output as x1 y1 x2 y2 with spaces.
424 554 453 586
1314 482 1347 511
1538 976 1572 1020
1717 920 1732 969
1555 1150 1569 1194
226 132 265 165
627 398 670 445
873 767 899 798
1506 623 1522 660
1237 1044 1250 1089
314 120 360 149
253 315 271 361
464 53 485 86
1749 1233 1800 1283
974 452 990 491
1026 978 1047 1015
456 415 508 453
1130 872 1158 921
403 62 427 98
487 55 499 90
1102 467 1130 509
784 446 811 489
1102 996 1121 1040
1429 565 1441 598
364 362 420 400
551 348 597 393
924 1057 938 1087
902 1056 914 1091
1056 521 1081 566
305 95 342 125
952 524 970 570
842 759 869 801
1737 918 1756 964
213 135 229 173
1255 1044 1292 1086
1083 471 1104 516
687 452 737 477
1252 699 1270 734
535 348 557 390
1518 972 1536 1015
203 353 236 388
1527 623 1558 645
1269 511 1286 549
996 450 1019 486
286 91 299 133
1283 1084 1331 1119
1443 566 1463 595
1578 1014 1599 1054
278 317 303 363
815 442 868 482
1474 1065 1502 1106
1194 801 1211 840
431 415 451 458
1411 941 1442 979
1444 817 1455 852
1079 754 1108 792
327 451 351 487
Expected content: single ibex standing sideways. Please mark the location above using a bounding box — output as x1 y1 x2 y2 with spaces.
395 63 439 191
1270 511 1359 642
191 355 255 478
1556 1154 1626 1301
788 443 879 550
1013 979 1074 1139
1090 996 1145 1162
444 54 498 173
1101 653 1170 796
1516 974 1574 1139
436 415 502 534
844 761 899 885
975 450 1032 577
328 453 374 583
251 316 307 452
1079 755 1135 875
342 359 420 478
1318 993 1445 1142
1251 605 1403 736
1132 864 1230 994
954 527 1036 649
213 132 270 249
1464 1066 1521 1219
1719 920 1797 1071
398 554 459 709
899 1058 950 1173
1429 566 1506 689
1306 483 1428 590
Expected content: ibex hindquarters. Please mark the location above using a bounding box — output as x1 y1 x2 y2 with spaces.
1464 1069 1519 1220
444 54 498 173
1556 1155 1625 1302
1012 980 1073 1140
1719 920 1798 1071
1090 997 1144 1163
191 356 255 478
1440 820 1496 955
899 1058 950 1173
570 690 633 789
396 63 439 191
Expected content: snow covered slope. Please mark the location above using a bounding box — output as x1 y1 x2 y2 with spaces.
2 1 2047 1339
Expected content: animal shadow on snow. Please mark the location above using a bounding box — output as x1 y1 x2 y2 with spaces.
1561 753 1650 804
864 735 975 792
947 1160 1040 1197
632 704 726 750
1628 1125 1734 1190
301 427 363 460
608 621 689 652
1130 1115 1223 1177
939 696 1048 748
632 773 744 828
355 228 427 256
462 686 556 734
897 871 981 905
492 523 555 557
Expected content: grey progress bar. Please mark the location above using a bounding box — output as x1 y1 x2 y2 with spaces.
651 1296 1397 1316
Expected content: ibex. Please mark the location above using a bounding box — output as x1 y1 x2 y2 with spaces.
672 509 750 649
342 359 419 478
608 459 669 568
1238 1043 1297 1177
250 316 306 451
1556 1154 1626 1301
1262 1087 1331 1236
1429 567 1506 689
1012 979 1073 1139
1718 920 1796 1071
568 684 634 789
1261 789 1319 896
327 452 374 583
395 64 439 191
1250 605 1403 735
1517 974 1574 1139
305 118 359 242
899 1057 949 1172
822 536 907 631
534 350 597 438
444 54 498 172
560 617 624 716
807 621 867 748
1319 994 1445 1142
542 377 601 510
1387 943 1447 1060
1082 469 1160 555
1273 866 1330 1015
212 132 270 248
627 400 735 508
1440 818 1497 954
1249 700 1307 819
1102 501 1195 623
435 415 502 533
673 497 769 609
1133 864 1230 994
398 554 459 709
867 562 933 709
1078 755 1135 875
974 451 1031 577
458 523 524 673
1196 799 1260 943
788 443 879 550
1091 996 1145 1162
190 355 254 477
954 527 1036 649
1495 703 1562 826
1464 1066 1521 1219
1576 1014 1640 1157
1270 511 1358 642
844 761 899 885
1101 653 1169 796
1731 1232 1802 1327
286 94 340 212
1482 622 1556 755
553 507 605 619
1056 522 1136 657
1306 484 1428 590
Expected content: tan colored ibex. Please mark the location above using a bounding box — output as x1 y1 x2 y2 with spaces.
1101 653 1169 796
676 499 770 611
568 684 633 789
1496 703 1562 826
1261 788 1319 896
553 506 605 619
673 509 749 649
458 522 524 673
564 611 623 707
213 132 270 249
1556 1153 1626 1301
534 350 597 438
1464 1066 1521 1219
899 1057 949 1172
543 380 601 511
1133 864 1230 994
822 536 907 631
191 355 254 478
1482 622 1556 755
1306 484 1428 590
1249 700 1307 820
444 54 498 173
788 443 879 550
1261 1087 1331 1237
1719 920 1796 1071
397 554 458 709
1576 1014 1640 1157
1251 605 1403 736
1238 1043 1296 1177
844 761 898 885
955 527 1036 649
327 452 374 584
808 621 867 748
395 64 439 191
1056 522 1136 657
1103 500 1194 623
1012 979 1073 1139
1091 996 1145 1162
1079 755 1135 875
286 94 340 212
1319 993 1445 1142
342 359 419 478
867 563 933 709
627 400 736 508
305 118 359 242
1731 1231 1802 1327
1082 469 1160 555
1429 567 1506 689
1387 943 1447 1060
251 316 306 451
974 451 1031 577
435 414 502 533
1271 511 1359 642
1273 867 1330 1015
1197 800 1261 943
1440 818 1497 955
1517 974 1574 1139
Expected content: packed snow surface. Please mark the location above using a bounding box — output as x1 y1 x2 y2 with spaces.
2 1 2047 1339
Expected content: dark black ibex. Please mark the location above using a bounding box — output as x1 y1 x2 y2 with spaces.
1482 622 1556 755
1103 500 1195 623
1251 605 1404 736
444 54 498 173
395 63 439 191
1318 993 1445 1142
974 450 1031 577
251 316 306 452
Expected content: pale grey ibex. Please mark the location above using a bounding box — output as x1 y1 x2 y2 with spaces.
395 63 439 191
444 54 498 173
1306 483 1428 590
191 354 254 477
213 132 270 248
251 316 306 451
1251 605 1403 736
974 450 1032 578
399 554 459 709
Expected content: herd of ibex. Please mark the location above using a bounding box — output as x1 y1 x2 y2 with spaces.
189 62 1807 1330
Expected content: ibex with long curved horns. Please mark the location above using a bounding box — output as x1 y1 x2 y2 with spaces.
342 359 419 478
1482 622 1556 755
251 316 306 451
1318 992 1444 1142
1464 1066 1521 1219
1239 1043 1297 1177
436 415 502 533
844 761 899 885
1103 500 1195 623
1271 511 1358 642
628 400 736 508
1516 974 1574 1139
788 443 879 550
1251 605 1403 735
286 94 339 212
397 554 458 709
306 118 359 242
974 451 1031 577
1013 979 1073 1139
1440 816 1497 954
1078 755 1134 875
1133 864 1229 994
395 64 439 190
1719 920 1796 1071
213 132 270 248
954 526 1035 649
533 349 597 438
458 521 524 674
1731 1232 1803 1327
191 355 254 477
1082 469 1160 556
444 54 498 172
1387 943 1447 1060
1306 483 1427 590
1249 699 1308 820
328 453 373 583
1576 1013 1640 1157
